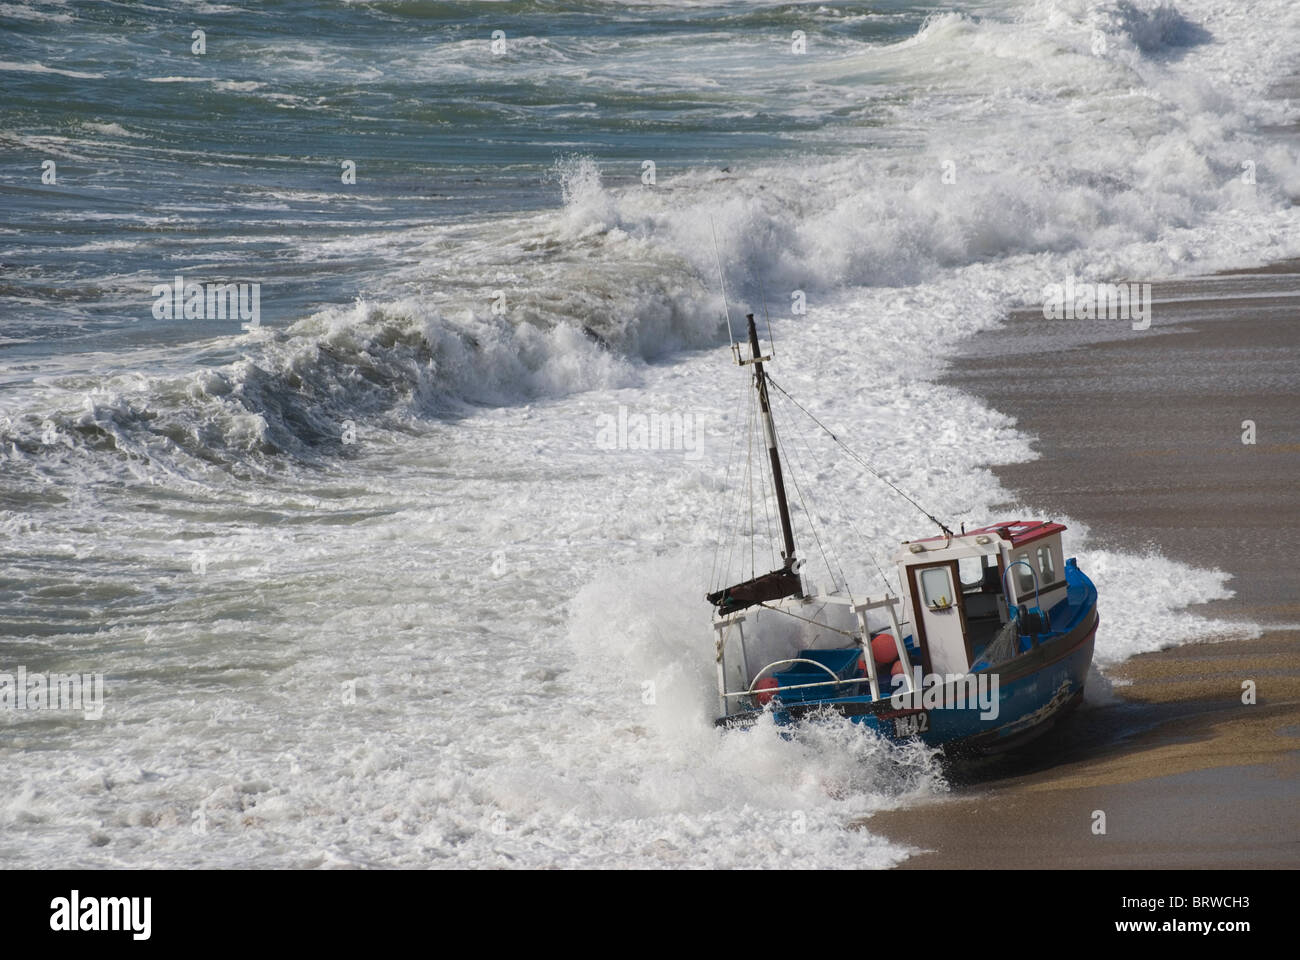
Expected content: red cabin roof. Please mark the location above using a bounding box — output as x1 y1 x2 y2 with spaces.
908 520 1066 548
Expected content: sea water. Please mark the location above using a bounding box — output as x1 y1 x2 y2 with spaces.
1 0 1297 867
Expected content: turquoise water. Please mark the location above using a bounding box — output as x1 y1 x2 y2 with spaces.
0 1 933 350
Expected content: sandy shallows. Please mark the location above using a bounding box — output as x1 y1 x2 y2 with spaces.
863 263 1300 869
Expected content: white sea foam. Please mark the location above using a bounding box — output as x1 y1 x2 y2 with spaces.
0 2 74 23
81 122 143 139
0 60 102 79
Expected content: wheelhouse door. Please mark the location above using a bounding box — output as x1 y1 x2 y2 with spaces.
908 561 971 675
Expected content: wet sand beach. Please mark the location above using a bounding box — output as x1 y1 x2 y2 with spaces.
866 262 1300 868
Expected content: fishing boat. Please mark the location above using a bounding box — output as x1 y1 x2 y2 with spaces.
707 313 1098 753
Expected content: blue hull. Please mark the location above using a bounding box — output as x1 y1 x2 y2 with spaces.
719 566 1100 755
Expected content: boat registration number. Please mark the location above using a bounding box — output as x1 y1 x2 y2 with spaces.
894 712 929 737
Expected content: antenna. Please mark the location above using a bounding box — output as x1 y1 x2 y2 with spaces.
710 218 739 363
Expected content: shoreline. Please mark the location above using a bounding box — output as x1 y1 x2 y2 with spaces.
866 261 1300 869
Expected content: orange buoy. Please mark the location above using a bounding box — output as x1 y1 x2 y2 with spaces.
755 676 779 706
871 632 899 664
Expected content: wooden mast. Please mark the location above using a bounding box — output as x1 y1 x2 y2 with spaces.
706 313 803 613
746 313 796 569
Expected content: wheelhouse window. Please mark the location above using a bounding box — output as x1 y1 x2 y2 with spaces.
1037 545 1056 584
919 567 953 610
1014 551 1037 596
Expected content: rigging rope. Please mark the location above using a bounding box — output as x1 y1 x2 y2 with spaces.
747 380 756 581
768 388 848 601
710 371 751 593
721 374 756 592
766 375 956 540
756 386 777 574
755 601 858 638
771 388 896 598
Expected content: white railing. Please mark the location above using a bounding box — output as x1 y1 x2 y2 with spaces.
724 657 852 699
713 592 917 717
